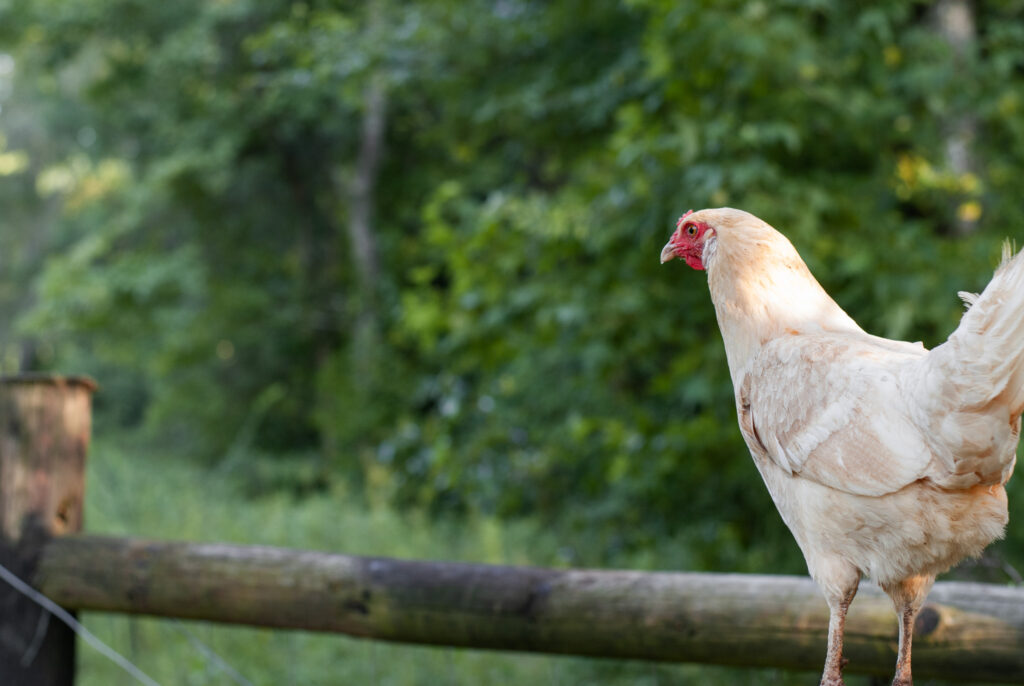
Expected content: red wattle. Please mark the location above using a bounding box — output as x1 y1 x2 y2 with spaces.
684 253 705 271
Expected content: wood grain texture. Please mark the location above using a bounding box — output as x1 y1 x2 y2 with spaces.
0 376 95 686
34 534 1024 682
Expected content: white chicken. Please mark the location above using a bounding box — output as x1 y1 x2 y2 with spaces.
660 208 1022 686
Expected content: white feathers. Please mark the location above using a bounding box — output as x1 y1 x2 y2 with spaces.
998 239 1016 271
958 291 979 310
916 240 1024 476
683 207 1020 590
740 333 931 497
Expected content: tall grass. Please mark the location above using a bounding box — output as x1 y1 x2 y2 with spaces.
74 437 823 686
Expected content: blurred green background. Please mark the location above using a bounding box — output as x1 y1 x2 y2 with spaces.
1 0 1023 684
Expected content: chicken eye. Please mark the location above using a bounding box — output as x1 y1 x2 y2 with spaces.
686 224 698 236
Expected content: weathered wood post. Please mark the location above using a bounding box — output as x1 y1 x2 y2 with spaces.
0 374 95 686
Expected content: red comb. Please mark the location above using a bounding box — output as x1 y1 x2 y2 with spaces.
675 210 694 230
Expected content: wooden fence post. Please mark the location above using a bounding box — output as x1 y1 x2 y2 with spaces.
0 374 95 686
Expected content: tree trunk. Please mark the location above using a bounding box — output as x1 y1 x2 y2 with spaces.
340 0 389 385
32 534 1024 683
348 76 385 313
933 0 979 236
344 73 387 379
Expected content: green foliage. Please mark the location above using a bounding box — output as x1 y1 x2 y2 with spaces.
81 436 819 686
2 0 1024 584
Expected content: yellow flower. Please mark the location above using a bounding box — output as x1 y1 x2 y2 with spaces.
957 201 982 223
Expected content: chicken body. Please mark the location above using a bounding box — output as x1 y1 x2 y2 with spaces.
661 208 1022 686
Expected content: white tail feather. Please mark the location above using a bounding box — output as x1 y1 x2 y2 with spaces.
954 241 1024 417
911 241 1024 487
958 291 979 310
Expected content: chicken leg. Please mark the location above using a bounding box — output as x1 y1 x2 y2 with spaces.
881 574 935 686
820 578 859 686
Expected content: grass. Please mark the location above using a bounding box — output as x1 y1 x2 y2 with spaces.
73 436 838 686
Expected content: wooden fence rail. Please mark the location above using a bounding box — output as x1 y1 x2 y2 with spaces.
3 374 1024 685
30 534 1024 683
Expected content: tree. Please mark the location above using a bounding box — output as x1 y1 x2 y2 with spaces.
1 0 1023 573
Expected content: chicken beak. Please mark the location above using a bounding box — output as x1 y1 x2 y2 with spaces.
660 239 678 264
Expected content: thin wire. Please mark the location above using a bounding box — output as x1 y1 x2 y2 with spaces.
20 606 50 666
169 620 255 686
0 560 162 686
